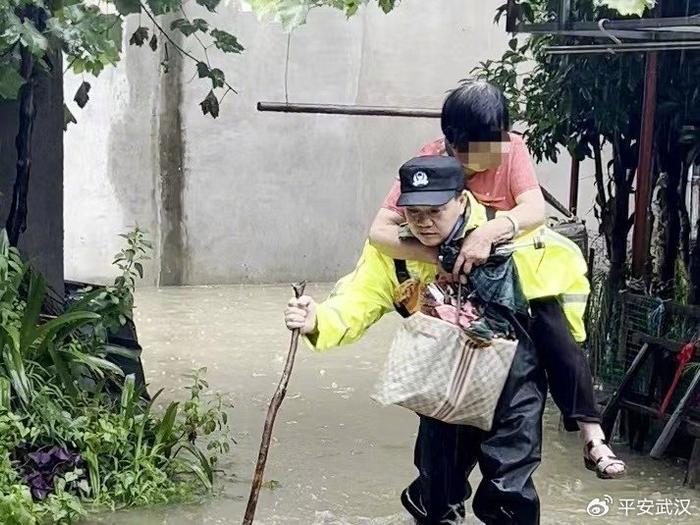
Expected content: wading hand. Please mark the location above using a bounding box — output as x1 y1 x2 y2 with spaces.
284 295 317 334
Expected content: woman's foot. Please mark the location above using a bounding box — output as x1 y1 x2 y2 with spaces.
578 422 626 479
583 438 626 479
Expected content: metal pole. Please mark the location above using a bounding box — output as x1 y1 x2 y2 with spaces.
541 186 574 218
545 41 700 54
569 156 580 214
258 101 575 217
257 101 441 118
632 51 658 277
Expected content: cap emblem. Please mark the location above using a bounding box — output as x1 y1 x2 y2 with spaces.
412 172 429 188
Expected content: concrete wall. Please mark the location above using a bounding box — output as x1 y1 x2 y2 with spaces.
1 58 64 293
63 14 162 287
64 0 596 285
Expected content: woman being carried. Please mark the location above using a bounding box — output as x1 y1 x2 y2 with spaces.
368 80 625 480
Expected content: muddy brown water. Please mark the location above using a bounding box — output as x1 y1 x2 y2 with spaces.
85 284 699 524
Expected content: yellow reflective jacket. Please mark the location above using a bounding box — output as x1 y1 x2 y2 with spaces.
307 193 590 350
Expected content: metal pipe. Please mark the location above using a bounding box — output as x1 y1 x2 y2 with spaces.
545 40 700 54
519 15 700 33
257 101 441 118
541 186 573 217
632 51 658 277
259 101 577 218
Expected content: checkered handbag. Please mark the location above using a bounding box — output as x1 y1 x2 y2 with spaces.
371 312 518 431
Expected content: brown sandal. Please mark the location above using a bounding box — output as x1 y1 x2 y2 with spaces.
584 438 626 479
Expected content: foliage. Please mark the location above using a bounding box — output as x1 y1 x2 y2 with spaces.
68 227 152 341
250 0 398 30
594 0 656 16
0 0 244 118
474 0 700 296
0 229 234 523
473 0 646 290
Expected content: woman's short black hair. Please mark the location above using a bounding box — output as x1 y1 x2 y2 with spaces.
441 80 510 151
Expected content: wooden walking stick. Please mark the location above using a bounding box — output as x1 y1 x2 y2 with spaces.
242 281 307 525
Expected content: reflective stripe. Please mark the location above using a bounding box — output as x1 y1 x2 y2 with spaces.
560 293 589 304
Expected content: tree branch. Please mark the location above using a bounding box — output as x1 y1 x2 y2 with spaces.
180 7 211 67
139 2 237 94
5 45 37 246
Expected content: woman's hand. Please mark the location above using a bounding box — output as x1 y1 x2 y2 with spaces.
451 226 493 281
284 295 317 334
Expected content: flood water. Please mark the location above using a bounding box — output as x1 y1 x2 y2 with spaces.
86 284 699 525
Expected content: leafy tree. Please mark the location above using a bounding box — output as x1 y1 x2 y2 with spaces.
1 0 244 247
250 0 397 29
474 0 700 299
595 0 656 16
0 0 399 248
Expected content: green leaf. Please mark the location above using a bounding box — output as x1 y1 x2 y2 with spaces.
154 402 179 450
147 0 180 15
0 65 24 100
177 442 214 488
47 344 78 397
64 103 77 131
102 344 140 361
129 27 150 47
114 0 142 15
0 9 22 45
196 0 221 12
74 81 91 109
509 37 517 51
197 62 210 78
1 329 32 405
120 374 137 420
377 0 395 14
597 0 656 17
0 377 11 409
250 0 313 29
20 271 46 353
180 459 213 490
262 479 281 490
20 20 48 54
134 262 144 278
171 18 197 37
345 1 360 16
211 29 244 54
149 33 158 51
35 310 101 356
200 90 219 118
209 68 225 89
192 18 210 33
67 346 125 377
83 449 100 498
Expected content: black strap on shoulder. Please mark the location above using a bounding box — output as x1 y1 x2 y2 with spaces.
394 259 411 284
393 259 412 318
485 206 497 221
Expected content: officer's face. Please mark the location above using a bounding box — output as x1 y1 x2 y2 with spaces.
405 193 467 247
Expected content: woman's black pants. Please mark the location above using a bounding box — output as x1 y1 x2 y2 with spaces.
529 297 601 431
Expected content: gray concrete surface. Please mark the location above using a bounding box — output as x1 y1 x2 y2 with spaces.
64 0 598 286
